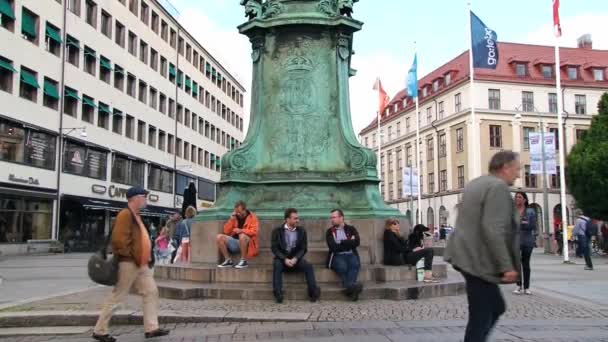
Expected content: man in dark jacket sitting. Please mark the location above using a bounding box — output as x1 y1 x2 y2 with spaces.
271 208 320 303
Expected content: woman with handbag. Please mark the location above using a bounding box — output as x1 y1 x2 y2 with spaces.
154 227 173 265
513 191 537 295
173 206 196 264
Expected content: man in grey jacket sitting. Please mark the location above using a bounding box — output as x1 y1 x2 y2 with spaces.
444 151 521 342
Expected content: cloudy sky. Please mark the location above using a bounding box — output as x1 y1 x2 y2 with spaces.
168 0 608 135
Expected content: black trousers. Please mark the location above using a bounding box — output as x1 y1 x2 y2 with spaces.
272 258 317 295
405 249 434 270
577 234 593 268
516 247 533 289
460 271 506 342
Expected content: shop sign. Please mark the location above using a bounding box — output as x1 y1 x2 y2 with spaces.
8 174 40 185
91 185 107 194
92 184 159 202
148 194 159 202
108 185 129 199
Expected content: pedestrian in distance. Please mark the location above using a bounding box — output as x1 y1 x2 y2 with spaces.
154 226 173 265
513 191 537 295
216 201 260 269
326 209 363 301
172 206 196 264
92 186 169 342
444 151 521 342
270 208 321 303
573 214 595 270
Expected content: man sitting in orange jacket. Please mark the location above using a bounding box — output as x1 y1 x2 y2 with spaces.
216 200 259 269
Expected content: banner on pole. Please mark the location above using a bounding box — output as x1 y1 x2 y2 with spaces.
402 167 419 197
470 11 499 69
529 132 557 175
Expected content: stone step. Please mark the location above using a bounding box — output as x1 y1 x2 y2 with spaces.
155 262 448 284
234 247 372 266
156 278 465 301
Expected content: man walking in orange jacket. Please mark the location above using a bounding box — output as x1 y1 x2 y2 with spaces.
216 201 260 269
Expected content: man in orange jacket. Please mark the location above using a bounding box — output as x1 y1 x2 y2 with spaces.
216 201 259 269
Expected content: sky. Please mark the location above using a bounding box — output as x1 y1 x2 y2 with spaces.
168 0 608 135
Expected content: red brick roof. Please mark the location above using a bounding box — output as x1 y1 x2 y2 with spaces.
360 42 608 135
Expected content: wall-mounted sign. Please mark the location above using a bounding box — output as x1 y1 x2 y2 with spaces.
148 194 159 202
108 185 129 199
8 174 40 185
91 184 107 194
92 184 159 202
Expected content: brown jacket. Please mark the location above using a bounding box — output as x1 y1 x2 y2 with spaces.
111 208 155 268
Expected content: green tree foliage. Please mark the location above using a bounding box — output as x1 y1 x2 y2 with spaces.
566 92 608 220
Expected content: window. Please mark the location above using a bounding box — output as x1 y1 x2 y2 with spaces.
19 67 39 102
100 10 112 38
542 65 552 79
151 11 159 33
81 95 95 123
126 73 136 97
0 118 57 169
148 125 156 148
427 138 434 161
457 166 464 189
405 146 412 167
138 80 147 104
114 21 125 47
178 37 184 55
140 1 149 24
111 154 144 187
170 28 176 48
440 170 448 192
21 8 39 44
186 43 191 62
84 46 96 76
97 103 110 129
567 66 578 80
114 65 124 91
161 20 168 41
0 0 15 32
139 40 148 64
168 134 174 154
128 0 138 15
160 56 167 77
548 93 558 113
522 91 534 112
456 128 464 152
439 133 446 157
158 130 166 151
150 48 158 71
66 35 80 67
444 73 451 86
42 77 59 109
168 63 176 83
524 165 537 188
63 86 79 116
168 98 175 118
63 140 108 180
112 109 123 135
523 127 534 151
159 93 166 114
137 120 146 143
575 94 586 114
45 22 61 56
576 129 587 142
405 117 410 132
426 107 432 124
68 0 80 16
594 69 605 81
0 56 16 93
489 125 502 148
433 80 439 92
454 93 461 112
85 0 97 28
128 31 137 56
488 89 500 110
516 63 527 77
438 101 444 119
149 87 157 109
193 51 199 68
183 141 190 160
177 104 183 123
176 138 182 157
184 108 191 127
422 87 427 97
148 165 172 193
551 168 561 188
185 75 191 94
428 173 434 193
99 56 112 83
549 128 560 150
125 115 134 139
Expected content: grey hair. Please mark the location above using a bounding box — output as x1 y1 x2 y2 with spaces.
488 150 519 174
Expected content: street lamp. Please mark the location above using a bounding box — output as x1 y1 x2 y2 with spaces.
62 126 87 138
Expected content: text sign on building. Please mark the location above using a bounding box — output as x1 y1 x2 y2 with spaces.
529 132 557 175
402 167 419 197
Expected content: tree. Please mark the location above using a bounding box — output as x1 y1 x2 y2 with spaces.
566 92 608 220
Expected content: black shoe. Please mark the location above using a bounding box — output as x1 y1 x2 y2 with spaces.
145 329 170 339
274 290 284 304
92 334 116 342
585 266 594 271
309 286 321 303
351 283 363 302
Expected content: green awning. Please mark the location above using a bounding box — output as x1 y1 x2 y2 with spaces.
82 97 97 108
21 11 37 38
66 36 80 49
205 64 211 72
0 0 15 20
20 69 39 88
98 103 111 114
217 74 222 82
169 64 176 76
100 57 112 70
113 110 123 116
211 69 217 77
114 66 124 75
43 79 59 99
84 48 97 59
64 89 81 101
0 59 17 73
45 25 62 44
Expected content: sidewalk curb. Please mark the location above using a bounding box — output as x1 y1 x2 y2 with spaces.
0 310 311 328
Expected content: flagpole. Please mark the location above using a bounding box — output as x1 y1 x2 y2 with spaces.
554 34 569 263
415 95 421 224
467 2 480 179
376 79 383 194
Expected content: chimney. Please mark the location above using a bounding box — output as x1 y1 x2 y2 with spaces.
577 34 593 49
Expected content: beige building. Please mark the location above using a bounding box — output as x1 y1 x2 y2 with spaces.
359 39 608 234
0 0 246 253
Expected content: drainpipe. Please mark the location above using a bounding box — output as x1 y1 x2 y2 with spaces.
431 99 440 232
173 28 180 212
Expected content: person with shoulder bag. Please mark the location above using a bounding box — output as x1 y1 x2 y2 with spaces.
92 187 169 342
513 192 537 295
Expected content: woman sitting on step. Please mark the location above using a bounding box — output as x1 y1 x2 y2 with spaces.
383 219 439 283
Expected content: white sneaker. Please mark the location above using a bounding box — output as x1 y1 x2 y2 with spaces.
234 259 249 269
513 288 523 295
524 289 532 295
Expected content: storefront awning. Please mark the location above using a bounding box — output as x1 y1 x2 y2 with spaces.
62 195 176 218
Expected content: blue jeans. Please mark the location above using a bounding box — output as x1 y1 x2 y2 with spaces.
330 253 360 289
577 234 593 268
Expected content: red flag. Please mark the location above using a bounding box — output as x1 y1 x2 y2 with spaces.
372 78 390 116
553 0 562 37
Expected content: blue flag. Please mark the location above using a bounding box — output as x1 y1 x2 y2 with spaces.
406 54 418 98
470 11 498 69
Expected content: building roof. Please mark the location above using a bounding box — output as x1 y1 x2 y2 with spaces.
360 42 608 135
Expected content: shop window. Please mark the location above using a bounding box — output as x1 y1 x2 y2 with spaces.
0 117 57 169
111 154 144 186
0 196 53 243
148 164 172 193
63 140 107 179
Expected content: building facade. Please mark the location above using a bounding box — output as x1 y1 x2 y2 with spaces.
0 0 246 253
360 39 607 236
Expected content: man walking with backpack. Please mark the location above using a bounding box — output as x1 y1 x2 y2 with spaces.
573 214 596 270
